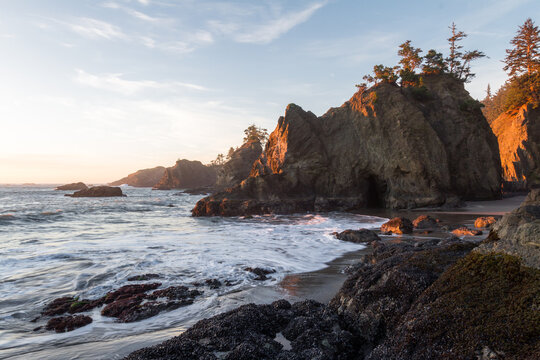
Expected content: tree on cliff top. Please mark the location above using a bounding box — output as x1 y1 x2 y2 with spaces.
504 18 540 102
398 40 423 87
243 124 268 145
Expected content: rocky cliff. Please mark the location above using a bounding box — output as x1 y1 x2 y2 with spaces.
215 140 263 190
490 103 540 191
110 166 166 187
193 75 501 216
476 188 540 269
153 159 217 190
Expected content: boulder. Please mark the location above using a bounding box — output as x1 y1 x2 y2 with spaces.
490 103 540 191
55 182 88 191
335 229 381 243
193 74 501 216
109 166 165 187
451 227 483 236
476 189 540 269
153 159 218 190
412 215 439 229
215 140 263 190
474 216 497 228
65 186 125 197
380 217 413 235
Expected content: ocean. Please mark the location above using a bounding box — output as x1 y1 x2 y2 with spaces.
0 185 387 359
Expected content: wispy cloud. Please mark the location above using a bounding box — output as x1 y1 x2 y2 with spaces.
102 1 169 24
74 69 209 95
68 18 126 40
209 1 328 44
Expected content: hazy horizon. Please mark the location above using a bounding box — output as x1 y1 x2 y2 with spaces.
1 0 538 184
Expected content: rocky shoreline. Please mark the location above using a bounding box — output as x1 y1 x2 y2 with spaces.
124 193 540 360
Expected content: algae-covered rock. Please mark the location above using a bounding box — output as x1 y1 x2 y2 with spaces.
369 252 540 359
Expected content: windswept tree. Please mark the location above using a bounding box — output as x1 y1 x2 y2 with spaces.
243 124 268 145
504 18 540 98
447 22 467 75
457 50 486 82
422 49 447 74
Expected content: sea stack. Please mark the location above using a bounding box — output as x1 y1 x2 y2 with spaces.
193 74 502 216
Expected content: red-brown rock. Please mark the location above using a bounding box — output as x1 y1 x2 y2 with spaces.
451 227 483 236
412 215 440 229
46 315 92 333
474 216 497 228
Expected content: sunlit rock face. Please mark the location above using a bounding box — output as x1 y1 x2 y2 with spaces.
193 74 502 216
215 140 263 190
490 103 540 191
153 159 217 190
110 166 166 187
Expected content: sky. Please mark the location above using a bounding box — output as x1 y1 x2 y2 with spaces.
0 0 538 184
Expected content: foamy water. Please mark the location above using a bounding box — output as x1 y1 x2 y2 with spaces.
0 185 387 359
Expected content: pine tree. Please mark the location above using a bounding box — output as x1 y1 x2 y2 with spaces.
504 18 540 99
486 84 492 100
243 124 268 145
447 22 467 75
422 49 446 74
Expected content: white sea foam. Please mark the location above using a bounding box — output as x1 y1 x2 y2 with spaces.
0 186 387 359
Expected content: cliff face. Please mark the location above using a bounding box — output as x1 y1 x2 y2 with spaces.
490 103 540 191
193 75 501 216
153 159 217 190
215 140 263 190
109 166 165 187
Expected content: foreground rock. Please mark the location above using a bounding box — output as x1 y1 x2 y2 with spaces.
477 189 540 269
110 167 166 187
490 103 540 191
193 74 501 216
153 159 218 190
65 186 125 197
55 182 88 191
335 229 380 243
38 282 202 331
380 217 413 235
412 215 439 229
215 140 263 190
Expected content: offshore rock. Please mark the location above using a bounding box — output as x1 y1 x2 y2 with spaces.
451 227 483 237
215 140 263 190
110 166 166 187
490 103 540 191
153 159 218 190
193 75 501 216
412 215 439 229
55 182 88 191
65 186 125 197
46 315 92 333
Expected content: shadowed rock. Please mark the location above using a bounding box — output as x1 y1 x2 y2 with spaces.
66 186 125 197
476 189 540 269
244 267 276 281
215 140 263 190
412 215 439 229
153 159 218 190
110 167 166 187
335 229 380 243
